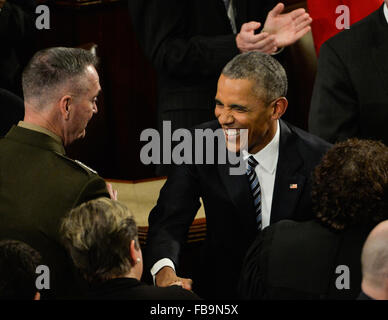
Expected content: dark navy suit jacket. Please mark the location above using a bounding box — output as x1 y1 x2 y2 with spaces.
146 119 331 299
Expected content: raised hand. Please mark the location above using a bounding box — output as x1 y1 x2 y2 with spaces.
262 3 312 48
236 21 278 54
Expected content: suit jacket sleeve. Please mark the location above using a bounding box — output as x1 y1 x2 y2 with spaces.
128 0 240 79
145 164 201 270
309 41 359 143
0 1 36 46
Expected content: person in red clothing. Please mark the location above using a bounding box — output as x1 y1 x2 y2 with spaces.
307 0 383 55
309 1 388 146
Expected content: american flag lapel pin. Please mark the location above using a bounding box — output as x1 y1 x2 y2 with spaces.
289 184 298 189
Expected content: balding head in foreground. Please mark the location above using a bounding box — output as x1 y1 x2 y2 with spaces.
361 220 388 300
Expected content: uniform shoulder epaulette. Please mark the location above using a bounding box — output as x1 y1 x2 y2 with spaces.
73 159 98 175
55 152 98 175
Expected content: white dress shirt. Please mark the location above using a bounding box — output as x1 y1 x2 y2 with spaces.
151 121 280 280
384 2 388 23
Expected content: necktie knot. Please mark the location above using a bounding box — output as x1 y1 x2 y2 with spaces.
247 155 259 172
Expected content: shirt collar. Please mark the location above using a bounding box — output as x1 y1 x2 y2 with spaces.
242 120 280 174
384 2 388 24
18 121 63 144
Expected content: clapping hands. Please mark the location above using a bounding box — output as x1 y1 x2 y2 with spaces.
236 2 312 54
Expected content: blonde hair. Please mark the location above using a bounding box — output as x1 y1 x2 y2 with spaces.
60 197 138 283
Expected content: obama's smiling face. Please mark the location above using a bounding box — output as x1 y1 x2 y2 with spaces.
214 74 287 154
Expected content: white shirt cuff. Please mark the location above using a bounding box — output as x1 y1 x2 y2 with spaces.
150 258 175 285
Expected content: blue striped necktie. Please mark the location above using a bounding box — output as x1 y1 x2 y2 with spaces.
247 156 262 230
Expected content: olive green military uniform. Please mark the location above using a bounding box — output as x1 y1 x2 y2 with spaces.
0 123 109 299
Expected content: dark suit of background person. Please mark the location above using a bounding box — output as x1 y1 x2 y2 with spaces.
239 219 372 300
0 0 36 96
146 119 331 299
309 3 388 146
128 0 276 132
0 88 24 136
0 126 109 299
238 139 388 300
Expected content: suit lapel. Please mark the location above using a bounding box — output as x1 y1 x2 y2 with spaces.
215 0 234 32
371 5 388 98
270 120 305 223
233 0 248 30
217 160 256 225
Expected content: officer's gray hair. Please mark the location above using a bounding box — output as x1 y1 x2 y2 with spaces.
222 51 288 104
22 47 99 106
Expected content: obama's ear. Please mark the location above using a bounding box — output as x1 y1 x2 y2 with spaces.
271 97 288 120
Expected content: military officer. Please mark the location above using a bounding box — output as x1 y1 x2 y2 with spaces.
0 47 114 299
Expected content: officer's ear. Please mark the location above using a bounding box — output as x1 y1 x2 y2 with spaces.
58 95 72 120
271 97 288 120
